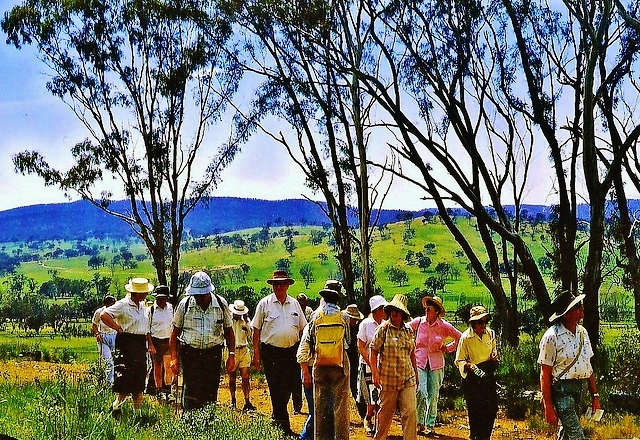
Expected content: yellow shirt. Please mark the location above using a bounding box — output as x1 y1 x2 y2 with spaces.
454 327 496 378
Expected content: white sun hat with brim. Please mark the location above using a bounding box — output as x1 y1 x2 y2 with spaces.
185 271 215 295
549 291 586 322
368 295 388 312
230 299 249 315
125 278 154 294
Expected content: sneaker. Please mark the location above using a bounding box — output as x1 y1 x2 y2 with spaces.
242 401 257 411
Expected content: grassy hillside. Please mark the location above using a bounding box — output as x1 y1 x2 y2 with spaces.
3 216 625 318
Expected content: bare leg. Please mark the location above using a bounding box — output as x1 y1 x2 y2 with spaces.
229 371 237 406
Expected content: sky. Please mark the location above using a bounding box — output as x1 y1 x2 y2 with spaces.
0 0 561 215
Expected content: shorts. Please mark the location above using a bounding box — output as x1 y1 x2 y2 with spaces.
227 346 251 371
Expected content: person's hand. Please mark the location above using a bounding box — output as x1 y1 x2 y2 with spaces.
592 394 601 411
148 344 156 355
302 371 312 388
372 371 380 389
251 353 261 370
226 354 235 374
96 333 103 343
170 358 179 375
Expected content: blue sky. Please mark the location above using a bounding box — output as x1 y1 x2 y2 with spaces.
0 0 561 214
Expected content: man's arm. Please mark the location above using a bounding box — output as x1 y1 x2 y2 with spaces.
370 348 380 388
252 328 262 369
587 372 601 411
169 325 182 375
100 311 122 334
224 325 236 374
540 364 557 426
358 339 370 366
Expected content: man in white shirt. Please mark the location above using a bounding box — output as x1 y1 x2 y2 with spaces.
147 285 174 398
252 270 307 438
538 291 601 440
101 277 153 418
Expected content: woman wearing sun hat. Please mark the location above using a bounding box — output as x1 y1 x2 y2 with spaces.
369 294 418 440
538 291 600 440
454 305 499 440
101 277 154 418
409 296 462 435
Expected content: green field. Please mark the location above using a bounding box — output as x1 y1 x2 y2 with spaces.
2 217 630 318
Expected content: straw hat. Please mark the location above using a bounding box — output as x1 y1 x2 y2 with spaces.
266 270 295 285
549 291 585 322
422 296 445 316
125 278 154 294
468 305 490 322
343 304 364 320
384 294 410 321
185 271 215 295
230 300 249 316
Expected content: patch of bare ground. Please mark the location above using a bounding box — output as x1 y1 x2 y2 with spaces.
0 361 551 439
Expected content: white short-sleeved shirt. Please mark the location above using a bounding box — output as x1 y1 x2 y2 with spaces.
103 295 150 335
252 293 307 348
357 316 381 364
92 306 116 334
538 323 594 380
172 294 232 349
232 318 252 347
148 302 173 339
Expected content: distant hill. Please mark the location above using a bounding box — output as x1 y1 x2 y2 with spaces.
0 198 421 243
3 197 633 243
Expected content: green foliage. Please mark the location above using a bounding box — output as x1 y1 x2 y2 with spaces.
496 340 542 419
0 375 285 440
601 329 640 397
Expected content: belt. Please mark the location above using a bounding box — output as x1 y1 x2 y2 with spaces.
236 345 247 349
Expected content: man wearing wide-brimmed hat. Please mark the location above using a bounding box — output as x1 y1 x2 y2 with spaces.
146 285 174 399
538 291 601 440
169 271 235 411
101 277 154 418
409 296 461 435
370 294 418 440
298 280 351 440
227 299 256 411
251 270 307 437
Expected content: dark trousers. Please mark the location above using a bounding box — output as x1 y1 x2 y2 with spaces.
113 332 146 394
261 342 300 431
462 365 498 440
180 344 223 411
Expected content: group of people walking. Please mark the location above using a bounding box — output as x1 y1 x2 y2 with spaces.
93 269 600 440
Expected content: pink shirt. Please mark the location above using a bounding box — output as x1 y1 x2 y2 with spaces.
409 316 462 371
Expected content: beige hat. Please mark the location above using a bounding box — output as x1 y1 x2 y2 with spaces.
125 278 154 294
384 294 410 321
422 296 445 316
319 280 344 302
343 304 364 320
230 299 249 315
468 305 490 322
549 291 585 322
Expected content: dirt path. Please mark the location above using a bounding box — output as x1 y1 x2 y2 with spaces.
1 361 550 439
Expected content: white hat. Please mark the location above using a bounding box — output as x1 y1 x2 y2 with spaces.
230 300 249 315
549 291 586 322
125 278 154 294
369 295 387 312
185 271 215 295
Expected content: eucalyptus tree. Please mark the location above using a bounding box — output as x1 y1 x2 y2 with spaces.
344 0 640 346
2 0 242 299
228 0 392 303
